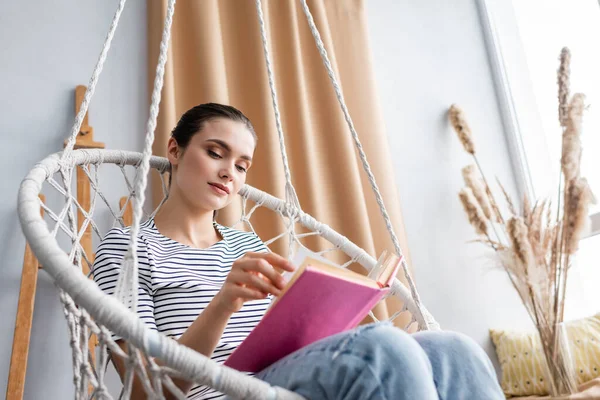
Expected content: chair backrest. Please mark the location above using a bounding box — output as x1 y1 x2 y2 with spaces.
17 147 437 399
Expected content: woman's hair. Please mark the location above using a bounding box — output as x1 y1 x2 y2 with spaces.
171 103 257 149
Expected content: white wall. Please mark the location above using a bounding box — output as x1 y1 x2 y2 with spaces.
366 0 535 373
0 1 147 398
0 0 539 397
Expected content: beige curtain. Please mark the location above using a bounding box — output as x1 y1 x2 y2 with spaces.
148 0 414 324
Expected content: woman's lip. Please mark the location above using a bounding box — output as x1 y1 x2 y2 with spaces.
209 183 228 196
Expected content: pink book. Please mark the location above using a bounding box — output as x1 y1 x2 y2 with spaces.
224 250 401 373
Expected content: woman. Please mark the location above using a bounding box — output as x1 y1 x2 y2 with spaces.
93 103 504 400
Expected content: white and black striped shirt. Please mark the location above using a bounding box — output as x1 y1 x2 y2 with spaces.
93 218 271 399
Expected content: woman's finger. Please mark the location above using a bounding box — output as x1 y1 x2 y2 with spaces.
233 258 286 290
250 259 287 290
244 252 295 273
227 265 281 296
229 285 268 301
240 267 282 296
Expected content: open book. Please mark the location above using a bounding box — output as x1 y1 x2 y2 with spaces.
223 248 402 373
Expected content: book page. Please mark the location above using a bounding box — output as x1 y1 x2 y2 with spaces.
284 246 339 283
267 247 383 311
368 250 402 287
267 247 336 311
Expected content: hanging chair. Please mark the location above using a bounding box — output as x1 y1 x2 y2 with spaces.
17 0 439 398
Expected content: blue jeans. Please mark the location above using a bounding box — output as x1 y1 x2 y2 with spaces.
255 322 504 400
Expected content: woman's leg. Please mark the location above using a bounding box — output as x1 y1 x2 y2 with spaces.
255 322 439 400
412 331 505 400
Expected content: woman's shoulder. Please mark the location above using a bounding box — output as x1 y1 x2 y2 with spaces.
98 219 154 249
215 223 268 253
215 223 260 240
93 221 154 289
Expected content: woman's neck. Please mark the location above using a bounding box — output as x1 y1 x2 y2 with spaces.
153 191 221 249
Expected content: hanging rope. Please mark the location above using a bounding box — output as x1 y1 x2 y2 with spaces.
114 0 177 314
15 0 440 397
62 0 128 159
255 0 302 211
297 0 429 329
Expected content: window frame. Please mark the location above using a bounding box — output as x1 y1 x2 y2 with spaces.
476 0 600 238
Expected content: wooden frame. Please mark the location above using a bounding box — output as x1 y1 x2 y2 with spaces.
6 86 133 400
6 195 45 400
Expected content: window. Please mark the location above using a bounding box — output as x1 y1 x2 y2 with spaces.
511 0 600 216
477 0 600 320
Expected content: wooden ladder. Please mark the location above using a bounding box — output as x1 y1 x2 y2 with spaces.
6 86 134 400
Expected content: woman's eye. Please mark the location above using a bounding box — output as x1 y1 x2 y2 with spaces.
208 150 222 159
236 165 247 173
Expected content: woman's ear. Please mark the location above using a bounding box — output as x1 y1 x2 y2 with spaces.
167 137 180 165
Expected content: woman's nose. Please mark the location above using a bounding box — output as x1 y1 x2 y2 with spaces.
219 164 234 180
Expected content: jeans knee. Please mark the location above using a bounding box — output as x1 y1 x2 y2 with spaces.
414 331 493 369
354 323 417 353
413 331 504 398
351 323 433 375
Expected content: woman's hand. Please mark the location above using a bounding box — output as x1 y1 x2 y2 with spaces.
212 252 295 314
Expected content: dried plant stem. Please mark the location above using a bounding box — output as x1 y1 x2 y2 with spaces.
473 156 504 223
505 267 538 325
550 187 577 390
528 283 543 332
558 256 570 322
556 188 570 325
458 188 496 249
554 94 586 334
542 325 577 395
484 233 497 251
551 48 572 342
551 224 561 334
551 152 566 340
472 155 504 242
528 280 545 335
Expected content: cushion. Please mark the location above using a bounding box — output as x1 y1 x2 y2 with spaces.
490 313 600 397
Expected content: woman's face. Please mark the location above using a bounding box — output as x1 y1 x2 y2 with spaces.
168 117 256 212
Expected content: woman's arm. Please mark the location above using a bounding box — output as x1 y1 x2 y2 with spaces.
112 252 295 399
111 301 232 400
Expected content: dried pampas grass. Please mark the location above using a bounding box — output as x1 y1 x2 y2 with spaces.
507 217 535 269
449 47 592 396
462 165 494 220
449 104 475 155
459 188 488 237
561 93 585 181
564 177 593 254
558 48 571 128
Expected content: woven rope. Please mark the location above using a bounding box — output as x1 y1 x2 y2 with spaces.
297 0 435 329
254 1 436 331
19 148 439 397
62 0 128 158
114 0 176 315
17 0 440 397
254 0 301 210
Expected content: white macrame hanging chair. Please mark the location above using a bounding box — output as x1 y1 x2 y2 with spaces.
17 0 439 399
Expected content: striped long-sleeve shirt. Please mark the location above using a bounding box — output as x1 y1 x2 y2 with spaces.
92 218 271 399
